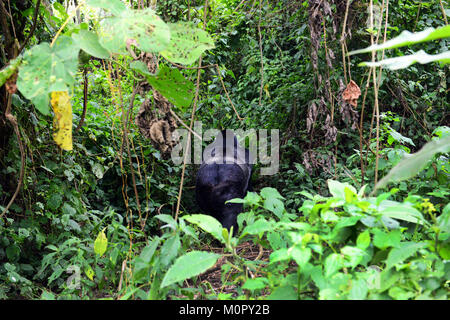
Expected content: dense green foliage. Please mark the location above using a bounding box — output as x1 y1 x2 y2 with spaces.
0 0 448 300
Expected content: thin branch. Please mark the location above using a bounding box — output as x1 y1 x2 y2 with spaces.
74 68 88 134
215 64 244 121
122 87 142 225
359 68 372 184
6 0 17 40
168 63 243 121
439 0 448 25
174 0 209 222
233 0 247 12
0 94 25 220
18 0 41 55
369 0 381 185
50 1 84 47
0 0 13 58
169 109 202 140
340 0 352 84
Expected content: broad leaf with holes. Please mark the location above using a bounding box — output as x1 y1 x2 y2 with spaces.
17 36 80 115
98 8 170 55
160 22 215 65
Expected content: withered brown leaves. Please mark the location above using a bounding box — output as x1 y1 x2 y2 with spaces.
342 80 361 107
135 91 178 158
5 72 18 95
339 79 360 130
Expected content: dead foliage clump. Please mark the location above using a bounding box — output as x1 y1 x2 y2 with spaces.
302 149 336 175
304 0 359 174
133 53 179 158
135 92 178 158
340 79 360 130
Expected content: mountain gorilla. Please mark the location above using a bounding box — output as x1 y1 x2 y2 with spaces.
195 130 253 232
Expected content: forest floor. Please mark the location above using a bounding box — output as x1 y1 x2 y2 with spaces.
181 241 273 298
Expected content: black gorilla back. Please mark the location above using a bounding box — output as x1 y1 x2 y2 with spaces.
195 130 253 231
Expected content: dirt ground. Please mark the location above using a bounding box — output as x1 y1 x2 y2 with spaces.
181 241 273 299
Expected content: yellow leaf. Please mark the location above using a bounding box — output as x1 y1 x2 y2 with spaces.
85 265 94 281
50 91 73 151
264 83 270 99
94 228 108 257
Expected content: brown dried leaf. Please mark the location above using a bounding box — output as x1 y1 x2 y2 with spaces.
5 72 18 94
342 80 361 107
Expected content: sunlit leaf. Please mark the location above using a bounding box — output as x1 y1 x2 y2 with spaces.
184 214 225 243
359 50 450 70
72 29 110 59
86 0 127 16
85 265 94 280
98 8 170 54
373 136 450 192
94 228 108 257
161 251 221 288
241 218 274 236
349 25 450 55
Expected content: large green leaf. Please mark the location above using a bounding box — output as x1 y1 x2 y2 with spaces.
86 0 127 16
372 229 401 250
72 29 110 59
241 218 274 236
160 233 180 267
359 50 450 70
349 25 450 55
385 241 427 270
437 203 450 234
16 36 80 115
373 136 450 192
98 8 170 55
133 237 160 281
348 279 368 300
263 197 285 219
327 179 357 199
388 126 415 146
376 200 427 225
266 285 297 300
160 22 215 65
324 253 343 278
260 187 285 200
290 246 311 268
141 64 195 109
129 60 155 77
160 251 221 288
184 214 225 243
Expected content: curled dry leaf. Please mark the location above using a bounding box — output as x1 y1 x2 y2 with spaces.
342 80 361 107
5 72 18 95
